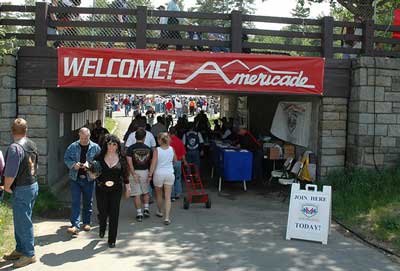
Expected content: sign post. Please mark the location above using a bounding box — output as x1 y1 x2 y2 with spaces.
286 183 332 245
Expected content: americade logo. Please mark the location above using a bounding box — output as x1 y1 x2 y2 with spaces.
62 57 316 89
301 204 318 218
175 60 316 89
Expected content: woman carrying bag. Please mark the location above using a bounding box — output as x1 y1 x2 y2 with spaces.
88 135 130 248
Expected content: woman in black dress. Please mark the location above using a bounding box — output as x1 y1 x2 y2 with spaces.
89 134 130 248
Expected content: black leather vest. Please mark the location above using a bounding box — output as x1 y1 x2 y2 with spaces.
13 138 38 188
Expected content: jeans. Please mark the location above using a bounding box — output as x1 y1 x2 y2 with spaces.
172 160 182 198
186 150 201 170
124 104 131 116
175 108 183 118
155 103 161 113
70 178 95 229
13 182 39 257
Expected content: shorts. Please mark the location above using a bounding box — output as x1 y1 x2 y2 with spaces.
153 173 175 187
130 170 150 196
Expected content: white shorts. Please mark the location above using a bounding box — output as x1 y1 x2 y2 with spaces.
129 170 150 196
153 173 175 187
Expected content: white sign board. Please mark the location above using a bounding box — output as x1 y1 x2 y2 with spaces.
286 183 332 245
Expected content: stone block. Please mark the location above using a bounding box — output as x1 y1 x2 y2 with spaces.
332 98 348 105
377 114 397 124
349 101 367 113
37 163 48 176
351 86 376 101
392 76 400 92
385 92 400 102
0 66 16 77
375 87 385 102
347 135 355 145
26 115 47 128
331 130 346 137
321 149 337 155
321 130 331 136
321 155 345 167
367 124 387 136
388 125 400 137
2 76 15 89
28 128 48 138
348 122 367 135
339 113 347 120
0 88 16 103
18 105 47 115
30 96 48 106
38 155 48 165
374 102 393 113
322 98 333 105
357 57 375 68
375 57 400 70
322 112 340 120
18 89 47 96
30 138 47 155
381 137 396 147
376 69 400 77
353 68 367 86
0 118 14 132
18 96 31 105
321 120 346 130
1 103 16 118
321 136 346 148
355 135 374 147
376 76 392 87
364 153 384 166
3 55 16 67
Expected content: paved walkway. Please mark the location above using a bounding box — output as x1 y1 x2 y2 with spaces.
1 115 399 271
0 188 399 271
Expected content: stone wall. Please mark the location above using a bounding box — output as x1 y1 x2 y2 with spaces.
0 55 17 153
347 57 400 169
318 97 348 178
17 88 48 184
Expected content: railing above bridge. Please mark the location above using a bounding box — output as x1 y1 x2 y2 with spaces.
1 2 400 58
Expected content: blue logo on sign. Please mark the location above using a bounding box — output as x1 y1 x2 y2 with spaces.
302 204 318 218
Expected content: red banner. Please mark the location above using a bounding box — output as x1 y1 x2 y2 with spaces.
393 8 400 39
58 48 325 95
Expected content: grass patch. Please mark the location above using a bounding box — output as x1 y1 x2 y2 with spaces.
33 185 64 217
326 167 400 253
105 117 117 133
0 194 15 256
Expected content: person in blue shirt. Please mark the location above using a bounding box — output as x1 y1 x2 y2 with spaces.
64 128 100 236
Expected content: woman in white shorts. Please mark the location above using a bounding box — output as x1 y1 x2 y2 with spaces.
149 132 177 225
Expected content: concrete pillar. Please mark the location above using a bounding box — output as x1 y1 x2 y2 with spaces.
347 57 400 169
0 55 17 153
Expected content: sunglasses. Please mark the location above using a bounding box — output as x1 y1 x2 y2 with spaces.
107 142 118 146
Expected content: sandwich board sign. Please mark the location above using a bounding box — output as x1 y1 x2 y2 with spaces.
286 183 332 245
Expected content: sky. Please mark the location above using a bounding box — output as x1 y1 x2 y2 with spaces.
1 0 332 29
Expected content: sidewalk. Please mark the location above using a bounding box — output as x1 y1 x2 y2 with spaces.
0 187 399 271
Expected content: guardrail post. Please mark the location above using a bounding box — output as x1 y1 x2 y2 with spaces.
35 2 48 47
321 16 334 58
362 20 374 56
231 10 242 53
136 6 147 49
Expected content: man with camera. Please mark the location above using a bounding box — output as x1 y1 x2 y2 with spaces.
64 128 100 235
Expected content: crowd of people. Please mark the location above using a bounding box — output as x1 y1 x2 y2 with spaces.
110 95 219 119
0 109 262 268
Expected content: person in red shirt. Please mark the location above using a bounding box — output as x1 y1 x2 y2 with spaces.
122 97 131 117
165 100 173 115
169 127 187 201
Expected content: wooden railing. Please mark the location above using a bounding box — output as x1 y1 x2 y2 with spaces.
1 2 400 58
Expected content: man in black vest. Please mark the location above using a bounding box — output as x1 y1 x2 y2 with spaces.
0 118 39 268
